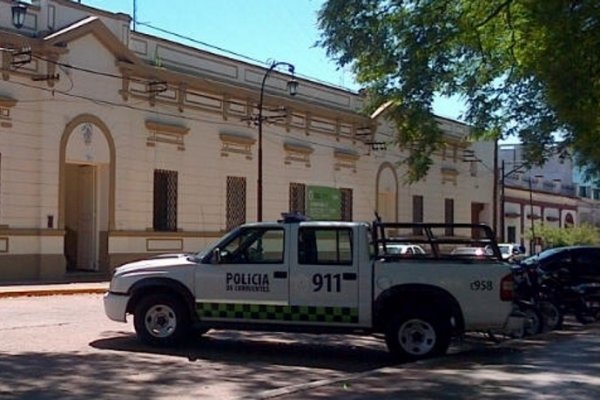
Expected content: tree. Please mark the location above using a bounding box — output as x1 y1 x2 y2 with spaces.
317 0 600 182
527 222 599 248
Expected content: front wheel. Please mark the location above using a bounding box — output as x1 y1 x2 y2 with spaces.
385 310 451 360
539 301 563 331
133 294 191 346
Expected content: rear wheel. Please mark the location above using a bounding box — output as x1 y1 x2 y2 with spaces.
385 309 451 360
134 294 191 346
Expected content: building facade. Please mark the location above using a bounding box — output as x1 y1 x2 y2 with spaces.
0 0 495 282
499 144 579 253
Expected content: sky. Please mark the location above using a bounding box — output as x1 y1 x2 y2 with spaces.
81 0 464 120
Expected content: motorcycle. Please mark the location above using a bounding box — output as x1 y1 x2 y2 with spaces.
510 264 544 336
511 264 565 334
540 270 600 325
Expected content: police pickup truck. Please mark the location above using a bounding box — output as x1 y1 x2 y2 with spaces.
104 215 522 360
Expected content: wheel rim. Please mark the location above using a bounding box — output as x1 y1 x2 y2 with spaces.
524 309 540 335
540 302 561 329
144 304 177 338
398 318 436 356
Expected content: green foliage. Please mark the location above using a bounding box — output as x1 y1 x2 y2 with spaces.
318 0 600 181
526 223 600 248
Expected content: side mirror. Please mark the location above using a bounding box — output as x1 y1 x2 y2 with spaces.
212 248 221 264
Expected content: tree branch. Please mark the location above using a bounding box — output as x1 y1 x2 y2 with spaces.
475 0 515 28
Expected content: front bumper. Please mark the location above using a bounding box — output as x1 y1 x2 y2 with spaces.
103 291 130 322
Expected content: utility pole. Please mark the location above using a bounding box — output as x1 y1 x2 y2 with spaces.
493 140 499 240
529 176 536 255
500 160 505 242
133 0 137 31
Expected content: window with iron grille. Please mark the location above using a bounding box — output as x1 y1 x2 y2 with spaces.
445 198 455 236
412 195 423 235
289 182 306 214
153 169 178 232
226 176 246 231
340 188 353 221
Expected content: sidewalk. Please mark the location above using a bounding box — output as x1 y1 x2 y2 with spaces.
0 281 109 298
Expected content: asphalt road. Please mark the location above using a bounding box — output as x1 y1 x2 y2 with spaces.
1 294 599 399
0 294 395 399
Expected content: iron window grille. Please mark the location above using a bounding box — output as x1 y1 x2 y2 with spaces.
227 176 246 231
153 169 178 232
340 188 353 221
289 182 306 214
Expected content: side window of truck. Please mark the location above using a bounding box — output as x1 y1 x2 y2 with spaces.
220 228 284 264
298 227 353 265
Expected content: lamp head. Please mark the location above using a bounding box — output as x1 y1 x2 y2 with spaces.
11 1 28 29
287 78 299 96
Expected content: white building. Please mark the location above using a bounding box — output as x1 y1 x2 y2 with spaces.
499 144 579 253
0 0 495 282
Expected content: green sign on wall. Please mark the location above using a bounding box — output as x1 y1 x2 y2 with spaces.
306 186 341 220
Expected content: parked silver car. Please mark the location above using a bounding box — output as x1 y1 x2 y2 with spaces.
498 243 527 262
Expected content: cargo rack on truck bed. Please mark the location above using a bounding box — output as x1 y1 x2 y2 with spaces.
372 221 503 261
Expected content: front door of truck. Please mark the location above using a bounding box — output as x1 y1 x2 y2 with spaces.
288 225 360 325
195 226 289 322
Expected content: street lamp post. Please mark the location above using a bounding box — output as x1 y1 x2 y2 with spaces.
528 174 544 254
256 61 298 222
499 160 527 242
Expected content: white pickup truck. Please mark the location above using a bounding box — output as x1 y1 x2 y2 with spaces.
104 215 523 360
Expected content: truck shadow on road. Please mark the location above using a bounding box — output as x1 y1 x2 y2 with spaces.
90 330 397 373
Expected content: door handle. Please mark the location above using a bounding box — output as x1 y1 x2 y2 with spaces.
343 273 357 281
274 271 288 279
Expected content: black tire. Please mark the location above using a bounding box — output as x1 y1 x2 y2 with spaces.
385 309 451 360
133 294 191 346
522 307 543 336
539 301 563 330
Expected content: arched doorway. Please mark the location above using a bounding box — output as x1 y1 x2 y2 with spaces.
59 115 115 273
376 162 399 222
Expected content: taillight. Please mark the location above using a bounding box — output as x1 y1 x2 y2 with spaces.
500 273 514 301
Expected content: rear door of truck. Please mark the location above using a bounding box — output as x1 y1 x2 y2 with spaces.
287 222 361 326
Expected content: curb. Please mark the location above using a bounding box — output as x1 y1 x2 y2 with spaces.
0 287 107 299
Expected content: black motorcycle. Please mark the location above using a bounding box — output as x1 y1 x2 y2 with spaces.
511 264 564 334
540 270 600 325
511 264 544 336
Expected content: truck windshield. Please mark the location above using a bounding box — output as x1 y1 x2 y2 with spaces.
191 227 243 262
